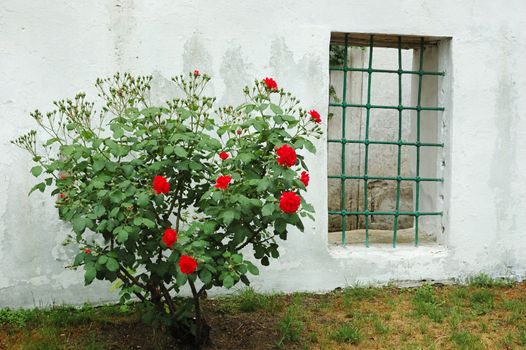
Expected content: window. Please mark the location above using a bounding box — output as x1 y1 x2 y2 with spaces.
328 33 448 247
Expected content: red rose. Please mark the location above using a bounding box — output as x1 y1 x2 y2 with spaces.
236 129 242 135
219 151 229 160
308 109 322 124
276 144 297 167
279 191 301 214
215 175 232 190
153 175 170 195
263 77 278 91
300 171 310 187
162 228 177 248
84 248 91 254
179 255 198 274
58 193 65 199
194 69 200 77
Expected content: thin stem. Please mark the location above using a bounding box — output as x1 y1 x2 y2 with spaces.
188 279 203 346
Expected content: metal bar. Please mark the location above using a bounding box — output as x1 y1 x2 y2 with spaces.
329 67 444 76
340 34 349 246
393 36 403 248
363 35 374 247
329 102 444 111
329 211 443 216
414 37 425 247
327 139 443 147
328 175 443 182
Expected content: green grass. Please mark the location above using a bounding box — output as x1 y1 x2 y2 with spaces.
470 289 494 315
468 273 514 288
450 330 484 350
276 297 305 347
2 282 526 349
411 284 447 322
330 323 362 344
373 319 390 335
518 328 526 346
216 288 283 314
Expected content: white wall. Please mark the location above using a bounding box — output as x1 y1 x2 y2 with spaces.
1 0 526 307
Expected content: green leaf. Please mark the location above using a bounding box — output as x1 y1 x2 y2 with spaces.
106 258 119 272
199 269 212 285
30 166 43 177
202 221 216 235
73 253 84 266
117 230 128 243
93 205 105 218
256 178 270 192
28 182 46 195
269 103 283 115
84 266 96 285
72 217 86 234
246 262 259 276
237 153 254 163
93 159 105 172
141 218 156 229
220 209 237 226
97 255 108 265
303 139 316 153
173 146 188 157
262 203 275 217
136 193 150 207
223 275 234 289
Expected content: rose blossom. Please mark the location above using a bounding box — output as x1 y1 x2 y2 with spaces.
162 228 177 248
219 151 229 160
279 191 301 214
276 144 297 167
308 109 322 124
153 175 170 195
300 171 310 187
215 175 232 190
179 255 198 274
263 77 278 91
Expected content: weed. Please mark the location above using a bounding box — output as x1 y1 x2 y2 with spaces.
518 328 526 346
330 323 362 344
276 303 305 346
0 308 32 328
411 285 447 322
236 288 278 313
451 286 469 304
373 319 389 334
343 286 379 303
499 331 515 349
470 289 494 315
450 330 484 350
468 274 514 288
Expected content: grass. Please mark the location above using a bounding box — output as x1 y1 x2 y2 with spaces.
1 277 525 349
330 323 362 344
450 330 484 350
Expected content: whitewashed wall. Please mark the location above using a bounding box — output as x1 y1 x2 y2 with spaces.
1 0 526 307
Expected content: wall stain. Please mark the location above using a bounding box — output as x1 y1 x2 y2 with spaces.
219 45 252 106
489 24 518 239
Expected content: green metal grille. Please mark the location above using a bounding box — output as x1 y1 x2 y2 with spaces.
328 34 445 247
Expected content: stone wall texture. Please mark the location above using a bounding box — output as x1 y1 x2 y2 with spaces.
1 0 526 307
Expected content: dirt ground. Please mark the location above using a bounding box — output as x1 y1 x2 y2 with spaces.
1 279 525 349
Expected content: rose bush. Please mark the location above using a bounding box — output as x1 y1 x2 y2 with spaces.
12 71 322 347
